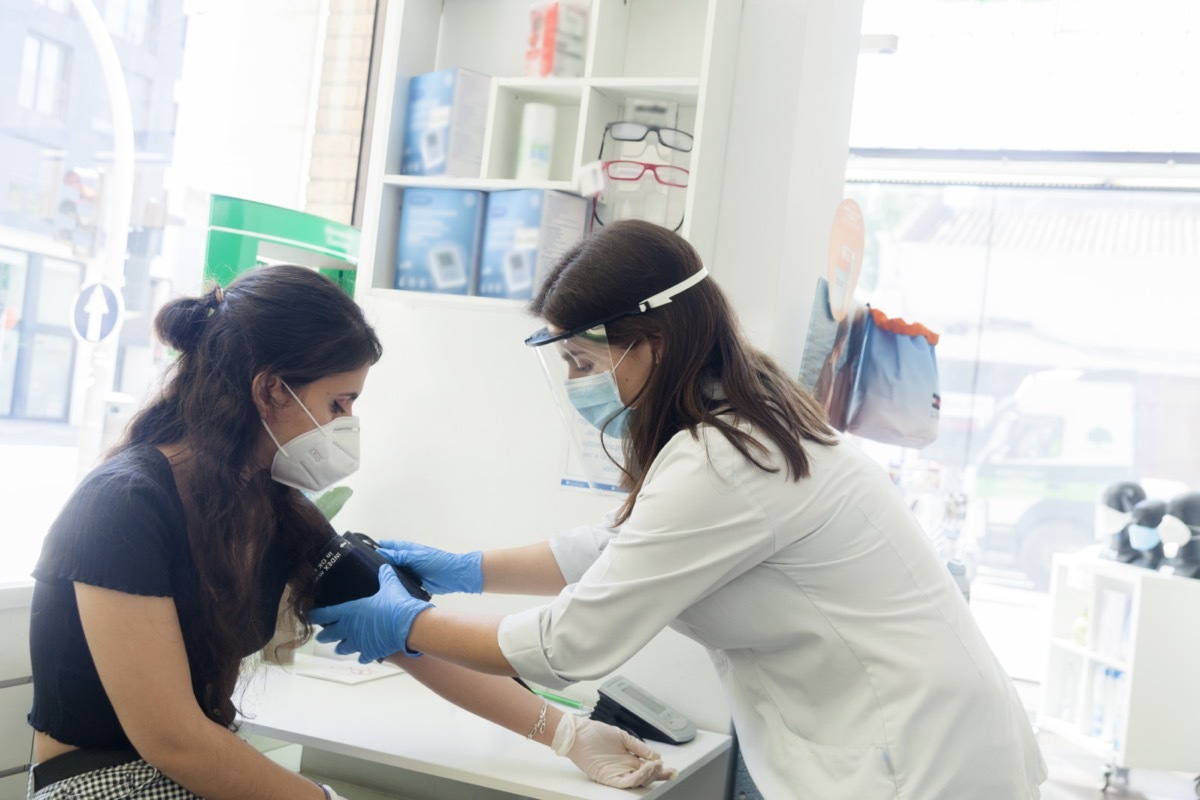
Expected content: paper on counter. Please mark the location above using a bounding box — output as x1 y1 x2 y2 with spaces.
292 653 405 685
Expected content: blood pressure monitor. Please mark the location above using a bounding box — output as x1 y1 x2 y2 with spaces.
591 676 696 745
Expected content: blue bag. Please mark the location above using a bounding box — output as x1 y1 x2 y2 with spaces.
844 307 941 448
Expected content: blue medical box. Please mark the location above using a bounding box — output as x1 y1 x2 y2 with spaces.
477 189 588 300
394 188 487 295
401 68 490 177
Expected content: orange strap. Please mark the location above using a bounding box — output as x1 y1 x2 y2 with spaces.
869 307 940 346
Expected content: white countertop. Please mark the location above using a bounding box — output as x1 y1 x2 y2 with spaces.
236 660 731 800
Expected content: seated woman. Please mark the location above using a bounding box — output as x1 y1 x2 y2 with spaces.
27 265 672 799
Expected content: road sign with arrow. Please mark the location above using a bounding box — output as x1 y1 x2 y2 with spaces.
71 281 124 344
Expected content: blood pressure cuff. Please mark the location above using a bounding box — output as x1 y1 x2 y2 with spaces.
312 531 431 608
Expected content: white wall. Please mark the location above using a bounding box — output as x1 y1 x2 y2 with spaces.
340 0 866 735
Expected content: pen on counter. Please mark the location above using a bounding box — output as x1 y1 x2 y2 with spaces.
513 677 590 711
531 688 585 710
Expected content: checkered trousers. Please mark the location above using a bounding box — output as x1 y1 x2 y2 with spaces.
29 759 202 799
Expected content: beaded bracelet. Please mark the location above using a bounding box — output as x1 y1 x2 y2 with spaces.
527 698 548 739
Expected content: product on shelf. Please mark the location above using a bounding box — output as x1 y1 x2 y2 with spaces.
525 0 589 78
401 68 491 177
478 189 588 300
515 103 558 182
394 188 486 295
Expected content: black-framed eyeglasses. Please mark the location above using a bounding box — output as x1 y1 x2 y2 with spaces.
599 122 694 157
524 268 711 346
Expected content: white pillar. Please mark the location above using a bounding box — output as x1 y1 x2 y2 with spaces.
713 0 866 374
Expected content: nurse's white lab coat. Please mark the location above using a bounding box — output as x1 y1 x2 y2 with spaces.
498 423 1047 799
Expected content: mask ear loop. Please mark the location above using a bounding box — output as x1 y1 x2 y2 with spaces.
282 382 327 433
609 340 638 375
261 381 329 459
260 417 291 459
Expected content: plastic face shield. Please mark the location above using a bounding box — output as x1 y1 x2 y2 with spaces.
531 324 630 492
525 268 709 493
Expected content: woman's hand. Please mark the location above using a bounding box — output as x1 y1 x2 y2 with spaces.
378 539 484 595
552 714 678 789
312 565 434 662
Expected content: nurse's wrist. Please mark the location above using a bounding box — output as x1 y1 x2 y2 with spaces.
400 603 435 656
534 705 566 747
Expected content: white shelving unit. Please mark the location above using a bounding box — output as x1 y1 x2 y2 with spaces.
0 585 33 800
1040 552 1200 786
355 0 742 296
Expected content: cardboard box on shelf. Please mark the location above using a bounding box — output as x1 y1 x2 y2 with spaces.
401 68 491 177
477 189 588 300
525 1 589 79
394 188 487 295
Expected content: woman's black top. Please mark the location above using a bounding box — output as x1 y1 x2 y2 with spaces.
27 445 291 749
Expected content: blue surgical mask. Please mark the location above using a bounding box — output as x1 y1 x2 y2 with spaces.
564 342 636 438
1127 523 1161 551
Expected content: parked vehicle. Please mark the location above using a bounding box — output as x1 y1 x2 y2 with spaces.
962 368 1200 590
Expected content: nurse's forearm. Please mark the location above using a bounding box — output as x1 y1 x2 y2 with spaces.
396 653 563 746
481 542 567 595
406 608 515 675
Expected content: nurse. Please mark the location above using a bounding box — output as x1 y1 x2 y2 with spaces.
312 220 1049 799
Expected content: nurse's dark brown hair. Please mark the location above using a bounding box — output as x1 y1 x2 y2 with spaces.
530 219 836 524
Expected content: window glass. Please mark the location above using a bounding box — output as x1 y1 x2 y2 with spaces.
26 332 75 419
19 35 70 119
1 0 377 583
0 250 30 417
35 258 80 327
849 0 1200 681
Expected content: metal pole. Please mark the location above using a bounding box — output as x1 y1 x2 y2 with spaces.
69 0 135 478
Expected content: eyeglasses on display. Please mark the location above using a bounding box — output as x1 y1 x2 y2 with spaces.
602 160 690 188
601 122 694 154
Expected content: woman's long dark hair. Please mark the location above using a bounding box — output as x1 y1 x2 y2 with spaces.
111 265 382 726
530 219 836 524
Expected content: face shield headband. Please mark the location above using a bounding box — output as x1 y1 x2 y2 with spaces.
523 267 709 348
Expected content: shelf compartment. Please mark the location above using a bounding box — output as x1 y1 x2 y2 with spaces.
1047 566 1090 643
580 84 698 170
1090 579 1134 664
484 84 585 181
1041 647 1086 730
431 0 531 79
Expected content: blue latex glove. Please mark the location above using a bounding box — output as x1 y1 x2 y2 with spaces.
377 539 484 595
311 564 433 663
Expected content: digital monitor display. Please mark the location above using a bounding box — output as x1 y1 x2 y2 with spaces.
622 684 664 714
